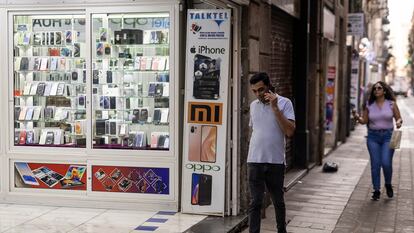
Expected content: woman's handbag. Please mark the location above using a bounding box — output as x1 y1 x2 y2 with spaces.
389 130 402 149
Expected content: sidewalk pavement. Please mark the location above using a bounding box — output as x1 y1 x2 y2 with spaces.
244 124 414 233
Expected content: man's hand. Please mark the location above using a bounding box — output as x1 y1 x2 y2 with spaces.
264 91 279 110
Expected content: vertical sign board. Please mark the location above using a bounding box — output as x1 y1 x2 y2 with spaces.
347 13 364 37
350 58 360 111
325 66 336 131
182 9 231 215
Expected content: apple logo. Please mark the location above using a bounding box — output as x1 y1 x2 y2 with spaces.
190 46 196 54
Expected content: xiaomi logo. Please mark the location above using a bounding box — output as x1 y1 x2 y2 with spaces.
188 102 222 125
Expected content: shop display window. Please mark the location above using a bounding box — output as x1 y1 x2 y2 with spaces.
91 13 170 150
13 15 87 148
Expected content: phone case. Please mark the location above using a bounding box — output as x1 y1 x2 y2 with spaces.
155 83 164 97
104 44 111 55
36 82 46 96
74 43 80 57
198 174 212 205
20 57 29 71
201 126 217 163
95 119 106 136
139 109 148 123
26 131 34 144
96 43 103 56
157 135 166 148
93 70 99 84
45 132 54 145
188 125 202 162
32 107 42 121
19 131 27 144
14 131 20 144
55 32 62 45
150 133 159 148
148 83 156 97
18 107 27 120
44 107 54 119
25 107 34 120
65 30 72 44
153 109 161 124
109 97 116 109
106 71 113 83
29 82 39 95
132 109 140 123
56 83 65 96
14 107 21 121
50 32 54 45
100 96 110 109
72 71 78 81
78 95 86 108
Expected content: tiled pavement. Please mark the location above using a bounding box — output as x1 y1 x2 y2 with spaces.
0 205 205 233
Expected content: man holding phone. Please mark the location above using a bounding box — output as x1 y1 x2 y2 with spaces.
248 72 296 233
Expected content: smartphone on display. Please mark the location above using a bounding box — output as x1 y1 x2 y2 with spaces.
191 173 200 205
15 162 39 186
198 174 212 205
188 125 202 162
201 125 217 163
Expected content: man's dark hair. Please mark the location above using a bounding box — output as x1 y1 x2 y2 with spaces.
249 72 275 92
250 72 270 86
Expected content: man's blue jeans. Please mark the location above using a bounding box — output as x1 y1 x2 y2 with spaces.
248 163 286 233
367 129 395 191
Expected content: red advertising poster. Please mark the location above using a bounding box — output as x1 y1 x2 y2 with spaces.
14 162 87 190
92 165 169 195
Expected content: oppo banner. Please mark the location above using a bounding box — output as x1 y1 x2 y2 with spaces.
181 9 231 215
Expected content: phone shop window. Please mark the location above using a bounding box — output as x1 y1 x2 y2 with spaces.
91 13 170 150
13 15 87 148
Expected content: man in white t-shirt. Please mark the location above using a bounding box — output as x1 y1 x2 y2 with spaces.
247 72 296 233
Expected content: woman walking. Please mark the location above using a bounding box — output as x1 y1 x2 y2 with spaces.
353 81 403 200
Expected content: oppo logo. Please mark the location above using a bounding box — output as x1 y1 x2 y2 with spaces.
185 163 220 172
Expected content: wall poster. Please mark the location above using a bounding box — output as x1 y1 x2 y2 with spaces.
92 165 169 194
182 9 231 215
14 162 87 190
325 66 336 131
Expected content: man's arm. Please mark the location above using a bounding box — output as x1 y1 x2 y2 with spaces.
273 108 296 137
265 92 296 137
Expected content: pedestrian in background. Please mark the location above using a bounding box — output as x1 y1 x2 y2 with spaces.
353 81 403 200
247 72 296 233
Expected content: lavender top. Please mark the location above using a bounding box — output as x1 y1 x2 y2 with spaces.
367 100 394 130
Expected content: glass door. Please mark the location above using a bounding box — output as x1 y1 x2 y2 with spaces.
13 14 87 148
91 13 170 151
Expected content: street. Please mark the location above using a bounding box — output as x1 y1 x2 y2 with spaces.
247 96 414 233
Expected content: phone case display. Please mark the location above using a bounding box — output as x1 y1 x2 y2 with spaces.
92 13 170 150
13 15 87 148
14 162 87 190
92 165 169 194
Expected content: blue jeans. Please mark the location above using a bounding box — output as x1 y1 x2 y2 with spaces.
248 163 286 233
367 129 395 191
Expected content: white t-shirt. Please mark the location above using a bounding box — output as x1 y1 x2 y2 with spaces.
247 96 295 164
